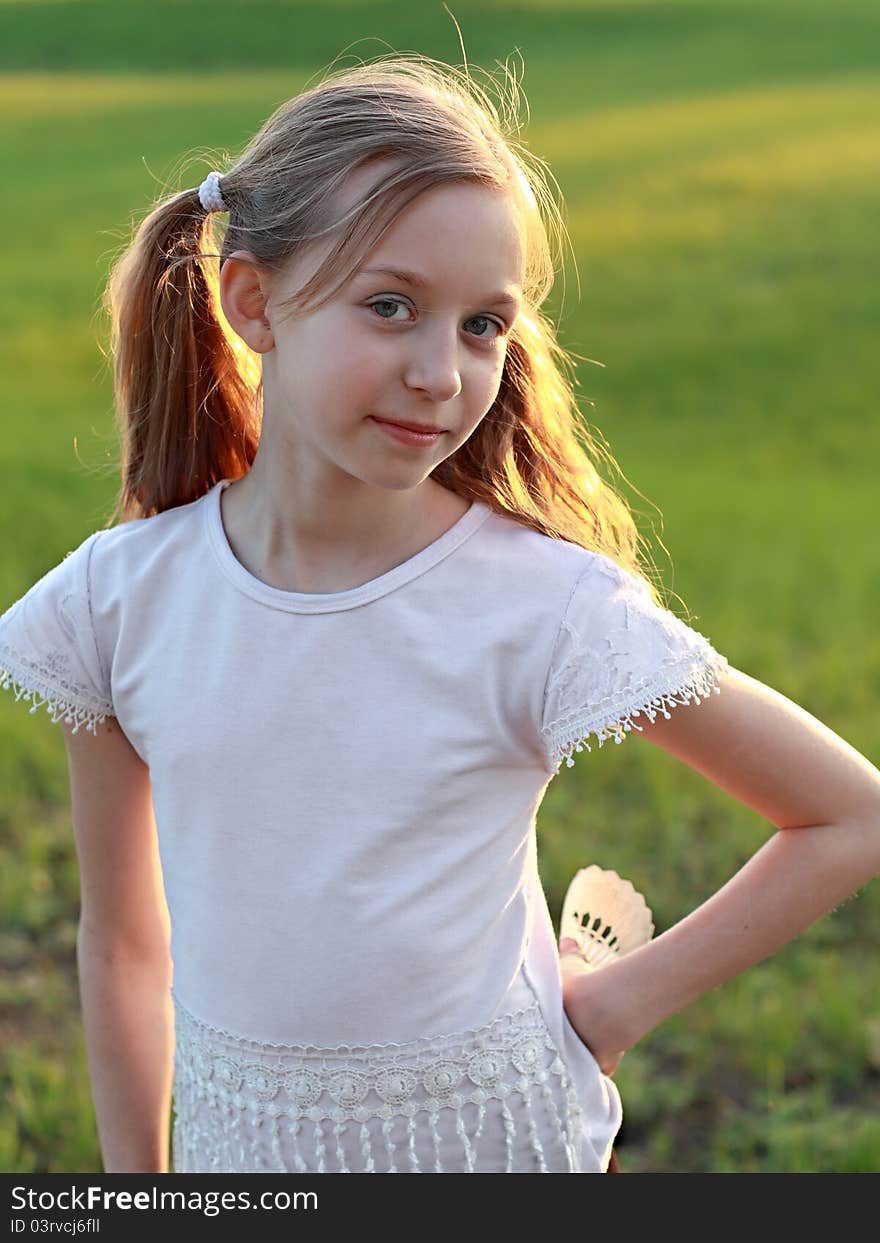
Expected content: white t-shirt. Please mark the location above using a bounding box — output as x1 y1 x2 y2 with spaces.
0 479 729 1173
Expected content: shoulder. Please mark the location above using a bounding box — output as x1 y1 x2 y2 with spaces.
538 543 729 773
477 506 631 602
92 491 206 559
0 493 207 737
0 528 114 735
87 492 208 597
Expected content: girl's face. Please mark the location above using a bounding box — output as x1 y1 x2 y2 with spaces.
228 162 525 498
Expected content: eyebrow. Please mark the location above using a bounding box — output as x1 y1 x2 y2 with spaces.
357 265 522 311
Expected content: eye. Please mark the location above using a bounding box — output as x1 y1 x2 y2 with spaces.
366 296 508 345
368 297 412 324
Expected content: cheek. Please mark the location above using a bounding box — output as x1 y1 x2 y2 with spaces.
476 356 506 406
334 329 388 381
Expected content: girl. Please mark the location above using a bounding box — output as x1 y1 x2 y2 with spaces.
2 54 879 1176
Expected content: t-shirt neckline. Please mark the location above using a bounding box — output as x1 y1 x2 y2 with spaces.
204 478 493 613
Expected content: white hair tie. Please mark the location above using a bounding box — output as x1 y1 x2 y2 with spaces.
198 171 228 214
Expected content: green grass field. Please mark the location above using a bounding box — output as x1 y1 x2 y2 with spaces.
2 0 879 1173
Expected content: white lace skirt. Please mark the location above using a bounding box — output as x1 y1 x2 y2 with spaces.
170 990 591 1173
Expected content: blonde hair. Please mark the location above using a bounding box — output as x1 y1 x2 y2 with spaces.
101 52 670 607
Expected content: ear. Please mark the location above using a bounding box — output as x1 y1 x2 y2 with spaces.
219 249 275 353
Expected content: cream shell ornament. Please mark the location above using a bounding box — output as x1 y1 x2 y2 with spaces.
560 865 655 968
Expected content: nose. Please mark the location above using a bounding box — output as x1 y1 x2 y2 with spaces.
403 319 463 403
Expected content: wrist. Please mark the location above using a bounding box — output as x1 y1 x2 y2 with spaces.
571 952 659 1052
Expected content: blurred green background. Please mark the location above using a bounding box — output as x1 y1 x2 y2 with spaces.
1 0 878 1173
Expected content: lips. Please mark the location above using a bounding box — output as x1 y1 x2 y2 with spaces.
372 417 445 434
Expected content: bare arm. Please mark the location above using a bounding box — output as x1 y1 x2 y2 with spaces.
62 715 174 1174
564 666 880 1056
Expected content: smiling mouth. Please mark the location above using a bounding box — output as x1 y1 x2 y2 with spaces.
371 417 446 434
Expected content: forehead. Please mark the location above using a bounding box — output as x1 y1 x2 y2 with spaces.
350 155 522 260
280 158 526 301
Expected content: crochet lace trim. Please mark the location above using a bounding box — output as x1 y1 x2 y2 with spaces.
541 557 729 772
544 648 730 771
170 992 587 1174
0 643 112 735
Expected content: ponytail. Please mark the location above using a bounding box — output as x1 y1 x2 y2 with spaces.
101 184 262 524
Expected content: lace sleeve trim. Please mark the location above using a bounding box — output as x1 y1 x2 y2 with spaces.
0 641 113 735
542 644 729 773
